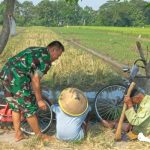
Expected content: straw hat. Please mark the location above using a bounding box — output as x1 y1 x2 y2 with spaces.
58 88 88 116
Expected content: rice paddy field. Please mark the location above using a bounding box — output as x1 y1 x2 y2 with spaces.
51 26 150 65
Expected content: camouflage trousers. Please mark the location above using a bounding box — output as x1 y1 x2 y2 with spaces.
0 65 38 118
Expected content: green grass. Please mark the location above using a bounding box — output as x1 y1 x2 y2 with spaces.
21 124 150 150
51 26 150 65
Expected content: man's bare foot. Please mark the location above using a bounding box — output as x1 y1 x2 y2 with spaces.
101 120 115 129
39 134 56 142
123 123 132 132
15 131 25 142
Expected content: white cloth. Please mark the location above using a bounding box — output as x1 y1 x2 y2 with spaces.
138 132 150 143
9 16 16 36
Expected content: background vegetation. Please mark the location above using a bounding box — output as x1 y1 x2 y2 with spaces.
0 0 150 27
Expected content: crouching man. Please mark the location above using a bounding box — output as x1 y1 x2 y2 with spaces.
124 91 150 139
51 88 91 141
102 91 150 140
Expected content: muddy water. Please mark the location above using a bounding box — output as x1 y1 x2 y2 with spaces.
42 89 97 103
0 90 97 104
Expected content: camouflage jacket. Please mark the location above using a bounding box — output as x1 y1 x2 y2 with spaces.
0 47 51 81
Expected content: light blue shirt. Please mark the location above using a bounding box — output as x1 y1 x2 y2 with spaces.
51 104 91 141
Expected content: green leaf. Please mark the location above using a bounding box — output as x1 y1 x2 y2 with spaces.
145 3 150 8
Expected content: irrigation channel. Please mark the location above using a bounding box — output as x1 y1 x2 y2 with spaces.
42 89 97 103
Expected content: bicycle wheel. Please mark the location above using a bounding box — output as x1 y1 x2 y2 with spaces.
21 98 53 135
95 85 126 121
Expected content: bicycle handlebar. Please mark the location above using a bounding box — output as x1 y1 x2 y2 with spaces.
122 58 148 80
134 58 146 69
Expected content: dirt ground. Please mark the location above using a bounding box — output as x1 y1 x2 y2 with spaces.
0 123 150 150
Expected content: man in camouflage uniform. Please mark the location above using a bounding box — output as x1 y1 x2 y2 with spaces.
0 40 64 141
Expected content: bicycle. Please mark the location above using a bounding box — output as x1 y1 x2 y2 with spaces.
94 58 147 121
0 89 53 135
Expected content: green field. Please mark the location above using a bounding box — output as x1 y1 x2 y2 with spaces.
51 26 150 65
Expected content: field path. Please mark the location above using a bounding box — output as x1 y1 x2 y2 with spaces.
0 129 28 149
1 126 149 150
67 39 125 75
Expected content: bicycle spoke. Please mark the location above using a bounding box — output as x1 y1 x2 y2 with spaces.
101 107 113 120
98 105 112 115
39 120 46 128
38 116 51 121
106 105 118 120
97 100 116 110
95 85 126 121
37 111 51 115
105 110 112 120
97 104 112 112
38 113 51 118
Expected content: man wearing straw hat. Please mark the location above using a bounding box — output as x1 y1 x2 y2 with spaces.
51 87 91 141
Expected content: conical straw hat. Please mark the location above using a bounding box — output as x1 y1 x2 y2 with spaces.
58 88 88 116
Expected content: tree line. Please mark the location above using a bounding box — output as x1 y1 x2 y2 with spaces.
0 0 150 27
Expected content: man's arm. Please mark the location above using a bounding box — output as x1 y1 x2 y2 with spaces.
31 73 47 110
125 107 149 126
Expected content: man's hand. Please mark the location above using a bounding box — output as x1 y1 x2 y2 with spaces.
31 73 46 110
124 95 133 108
37 100 47 110
132 93 144 105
